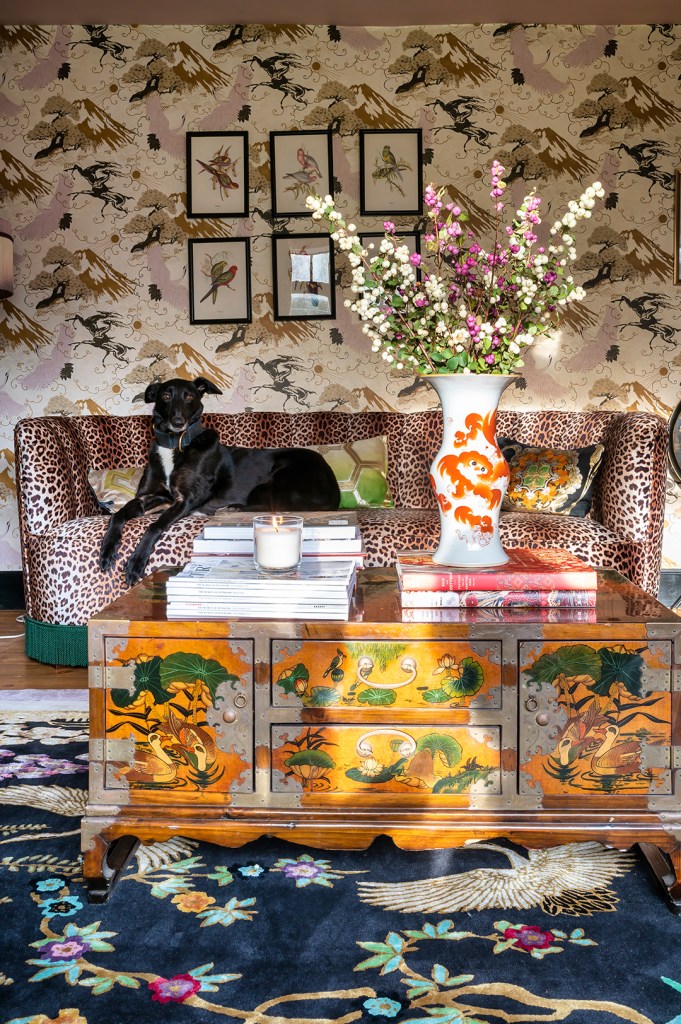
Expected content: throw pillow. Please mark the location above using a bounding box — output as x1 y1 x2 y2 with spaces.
498 437 605 517
89 467 143 512
310 435 395 509
88 435 394 513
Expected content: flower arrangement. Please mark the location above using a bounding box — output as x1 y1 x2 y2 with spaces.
306 163 604 375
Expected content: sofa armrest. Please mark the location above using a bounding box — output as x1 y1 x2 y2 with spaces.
14 417 100 536
596 412 667 547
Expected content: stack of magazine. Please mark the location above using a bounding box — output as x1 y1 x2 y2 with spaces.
167 556 357 621
191 510 364 567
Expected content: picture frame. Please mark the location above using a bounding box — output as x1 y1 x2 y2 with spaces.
359 230 422 279
270 130 333 217
272 233 335 321
668 397 681 483
671 171 675 284
359 129 423 216
188 237 251 325
186 131 249 218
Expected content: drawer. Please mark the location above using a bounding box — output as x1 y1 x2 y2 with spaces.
101 635 255 800
271 723 501 798
518 639 673 797
271 639 502 710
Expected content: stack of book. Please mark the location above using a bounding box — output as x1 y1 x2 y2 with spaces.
167 557 357 620
396 547 598 609
192 511 364 567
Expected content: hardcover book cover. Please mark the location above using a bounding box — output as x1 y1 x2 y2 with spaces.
395 547 597 592
399 588 597 608
203 510 359 540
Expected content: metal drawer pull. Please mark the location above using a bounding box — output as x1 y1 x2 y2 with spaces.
356 655 417 689
234 692 248 708
356 729 417 758
524 696 538 712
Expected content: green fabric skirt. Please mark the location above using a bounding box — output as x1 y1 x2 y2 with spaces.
24 616 88 667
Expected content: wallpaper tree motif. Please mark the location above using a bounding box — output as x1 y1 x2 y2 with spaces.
0 22 679 572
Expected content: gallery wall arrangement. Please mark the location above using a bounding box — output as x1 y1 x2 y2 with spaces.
0 22 680 573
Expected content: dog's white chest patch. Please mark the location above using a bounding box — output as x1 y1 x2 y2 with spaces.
157 446 175 484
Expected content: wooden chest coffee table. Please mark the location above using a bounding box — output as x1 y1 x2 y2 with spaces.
83 567 681 906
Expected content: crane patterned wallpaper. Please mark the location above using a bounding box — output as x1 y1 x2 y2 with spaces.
0 23 680 572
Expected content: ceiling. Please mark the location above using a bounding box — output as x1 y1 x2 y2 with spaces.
2 0 679 24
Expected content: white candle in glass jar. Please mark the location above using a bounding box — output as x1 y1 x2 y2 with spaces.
253 515 303 571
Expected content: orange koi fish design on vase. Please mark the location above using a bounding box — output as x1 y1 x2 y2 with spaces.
423 374 515 568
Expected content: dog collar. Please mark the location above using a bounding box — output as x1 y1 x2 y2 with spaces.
153 420 205 451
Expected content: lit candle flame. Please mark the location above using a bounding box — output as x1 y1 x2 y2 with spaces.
272 515 283 532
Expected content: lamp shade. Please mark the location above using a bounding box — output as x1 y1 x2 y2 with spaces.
0 232 14 300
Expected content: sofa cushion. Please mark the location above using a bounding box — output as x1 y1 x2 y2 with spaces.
499 438 604 517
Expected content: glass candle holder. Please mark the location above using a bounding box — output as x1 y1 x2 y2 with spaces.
253 514 303 574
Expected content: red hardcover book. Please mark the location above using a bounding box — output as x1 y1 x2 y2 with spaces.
396 547 597 592
399 588 597 608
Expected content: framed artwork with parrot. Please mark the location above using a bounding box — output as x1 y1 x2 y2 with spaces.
270 130 334 217
359 128 423 217
188 237 252 325
186 131 249 218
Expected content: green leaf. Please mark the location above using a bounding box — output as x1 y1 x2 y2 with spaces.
414 733 463 767
115 974 141 988
591 647 644 697
357 687 396 706
160 652 237 704
276 663 309 694
432 963 449 983
346 759 406 784
422 687 451 703
525 644 601 686
442 658 484 698
111 655 171 708
307 686 341 706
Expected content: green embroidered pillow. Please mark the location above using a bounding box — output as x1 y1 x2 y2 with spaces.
89 435 394 513
499 438 605 517
309 435 395 509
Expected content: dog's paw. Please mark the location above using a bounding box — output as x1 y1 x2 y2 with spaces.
124 552 148 588
99 541 119 572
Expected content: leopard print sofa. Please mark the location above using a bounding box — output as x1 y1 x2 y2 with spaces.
14 408 668 665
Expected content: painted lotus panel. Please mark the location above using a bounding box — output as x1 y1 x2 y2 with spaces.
271 639 502 709
271 724 501 797
518 640 673 796
103 635 254 798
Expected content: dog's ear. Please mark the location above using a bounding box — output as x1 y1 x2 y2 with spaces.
144 382 161 404
194 376 222 397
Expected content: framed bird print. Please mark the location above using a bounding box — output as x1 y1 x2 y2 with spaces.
186 131 249 218
359 129 423 217
272 234 335 320
270 131 333 217
188 237 251 325
671 168 675 284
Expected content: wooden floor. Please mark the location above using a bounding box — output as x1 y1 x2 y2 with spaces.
0 609 88 689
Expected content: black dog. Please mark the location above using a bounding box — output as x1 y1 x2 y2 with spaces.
99 376 340 586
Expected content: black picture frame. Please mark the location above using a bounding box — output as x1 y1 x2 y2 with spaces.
359 230 422 279
668 397 681 483
671 167 675 286
272 233 336 321
270 130 333 217
188 237 251 325
359 129 423 217
186 131 249 219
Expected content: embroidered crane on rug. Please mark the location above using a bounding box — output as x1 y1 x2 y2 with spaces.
357 842 635 916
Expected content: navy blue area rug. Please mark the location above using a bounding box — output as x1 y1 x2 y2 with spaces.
1 711 680 1024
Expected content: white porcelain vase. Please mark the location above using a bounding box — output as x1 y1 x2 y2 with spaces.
423 373 516 568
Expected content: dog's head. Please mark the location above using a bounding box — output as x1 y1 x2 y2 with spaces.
145 377 222 434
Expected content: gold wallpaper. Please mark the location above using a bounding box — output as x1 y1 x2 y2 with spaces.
0 23 679 571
